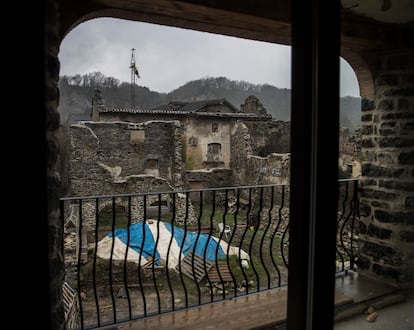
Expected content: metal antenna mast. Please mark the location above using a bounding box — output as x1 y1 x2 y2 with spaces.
129 48 140 108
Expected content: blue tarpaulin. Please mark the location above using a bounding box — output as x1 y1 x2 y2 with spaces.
162 222 226 261
98 221 235 268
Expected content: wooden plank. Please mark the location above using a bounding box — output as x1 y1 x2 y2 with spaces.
180 251 213 282
142 256 159 269
62 282 80 329
208 261 233 282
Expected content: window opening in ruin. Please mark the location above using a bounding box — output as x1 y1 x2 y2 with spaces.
206 143 222 162
212 122 218 132
150 200 169 207
146 158 158 169
147 199 171 217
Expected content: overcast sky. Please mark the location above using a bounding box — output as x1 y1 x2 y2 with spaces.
59 17 360 97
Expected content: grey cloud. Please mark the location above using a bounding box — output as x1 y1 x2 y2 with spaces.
59 17 359 96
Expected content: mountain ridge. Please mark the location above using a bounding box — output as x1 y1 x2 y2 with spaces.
58 73 361 132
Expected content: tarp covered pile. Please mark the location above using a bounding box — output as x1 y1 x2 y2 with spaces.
97 221 249 269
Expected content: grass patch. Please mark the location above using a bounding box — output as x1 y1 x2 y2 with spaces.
98 209 130 228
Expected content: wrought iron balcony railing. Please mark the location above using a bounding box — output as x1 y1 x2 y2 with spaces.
60 179 359 329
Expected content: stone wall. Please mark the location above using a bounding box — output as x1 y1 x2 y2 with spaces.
358 51 414 286
186 168 233 187
245 120 291 156
68 121 184 196
240 95 268 115
231 120 291 186
245 153 290 186
231 120 254 185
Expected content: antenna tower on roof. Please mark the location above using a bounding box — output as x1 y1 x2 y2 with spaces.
129 48 140 108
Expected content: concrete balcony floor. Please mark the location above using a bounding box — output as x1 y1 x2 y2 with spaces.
111 270 412 330
334 271 414 330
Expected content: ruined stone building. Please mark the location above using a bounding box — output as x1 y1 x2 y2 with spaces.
67 89 361 201
67 91 293 199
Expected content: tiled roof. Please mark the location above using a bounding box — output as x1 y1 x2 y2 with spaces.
152 99 239 113
96 98 272 120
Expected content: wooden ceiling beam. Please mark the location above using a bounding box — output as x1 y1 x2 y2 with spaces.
59 0 413 54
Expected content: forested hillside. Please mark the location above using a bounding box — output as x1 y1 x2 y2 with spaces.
58 72 361 132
